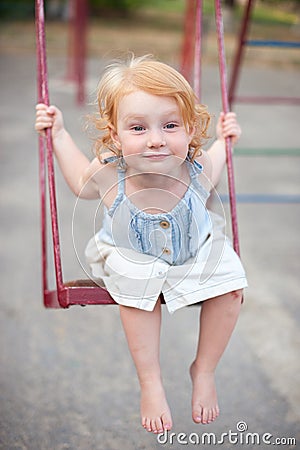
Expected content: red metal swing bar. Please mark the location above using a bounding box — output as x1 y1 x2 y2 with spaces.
215 0 240 256
36 0 117 308
65 0 88 105
192 0 240 255
35 0 240 309
193 0 203 101
180 0 196 84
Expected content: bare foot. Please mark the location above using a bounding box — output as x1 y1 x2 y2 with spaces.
190 362 220 424
140 379 172 434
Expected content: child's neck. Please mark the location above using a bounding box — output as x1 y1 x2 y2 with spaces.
126 165 187 191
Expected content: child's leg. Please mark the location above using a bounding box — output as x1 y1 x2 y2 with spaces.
190 290 242 425
119 300 172 434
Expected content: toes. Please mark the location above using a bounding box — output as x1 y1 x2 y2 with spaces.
193 407 220 425
211 407 217 421
207 408 214 424
151 419 157 433
142 417 147 430
161 413 172 431
155 417 164 434
192 408 203 424
202 407 209 424
142 415 172 434
143 417 152 432
209 406 219 423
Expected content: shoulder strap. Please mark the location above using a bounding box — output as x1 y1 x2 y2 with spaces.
102 155 126 194
186 154 203 179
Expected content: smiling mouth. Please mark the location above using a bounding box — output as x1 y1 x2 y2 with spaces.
143 153 170 159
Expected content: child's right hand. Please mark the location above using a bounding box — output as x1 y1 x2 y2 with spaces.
35 103 65 139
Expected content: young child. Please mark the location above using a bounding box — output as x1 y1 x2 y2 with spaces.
35 55 247 434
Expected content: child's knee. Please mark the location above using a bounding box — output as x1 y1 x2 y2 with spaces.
230 289 243 303
227 290 243 316
220 290 243 316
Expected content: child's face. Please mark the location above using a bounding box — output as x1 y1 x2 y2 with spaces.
110 90 194 174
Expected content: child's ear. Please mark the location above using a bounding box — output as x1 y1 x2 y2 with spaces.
109 125 122 150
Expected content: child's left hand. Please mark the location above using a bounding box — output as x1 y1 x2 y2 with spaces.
216 112 241 145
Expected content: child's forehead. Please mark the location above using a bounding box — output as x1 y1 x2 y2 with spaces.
117 90 181 116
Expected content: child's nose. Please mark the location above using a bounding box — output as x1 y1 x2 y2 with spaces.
147 130 166 148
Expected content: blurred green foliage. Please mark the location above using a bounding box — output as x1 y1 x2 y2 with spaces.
89 0 143 16
0 0 299 21
0 0 34 19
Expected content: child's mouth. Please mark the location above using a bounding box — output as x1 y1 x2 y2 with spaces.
143 153 170 160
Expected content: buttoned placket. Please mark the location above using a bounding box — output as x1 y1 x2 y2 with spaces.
158 218 174 263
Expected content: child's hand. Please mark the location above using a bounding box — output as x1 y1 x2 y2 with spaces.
216 112 241 145
35 103 65 140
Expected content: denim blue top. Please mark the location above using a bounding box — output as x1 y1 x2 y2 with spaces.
95 156 211 266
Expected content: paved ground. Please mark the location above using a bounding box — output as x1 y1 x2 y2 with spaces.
0 52 300 450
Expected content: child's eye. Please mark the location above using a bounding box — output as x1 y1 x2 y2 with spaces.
164 123 177 129
132 125 145 132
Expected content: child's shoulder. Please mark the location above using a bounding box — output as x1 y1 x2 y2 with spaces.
194 151 212 192
194 150 211 173
88 153 120 203
98 150 118 165
90 152 118 192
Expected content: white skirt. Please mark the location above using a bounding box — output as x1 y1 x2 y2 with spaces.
85 214 247 314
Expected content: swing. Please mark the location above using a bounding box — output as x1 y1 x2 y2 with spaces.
35 0 240 309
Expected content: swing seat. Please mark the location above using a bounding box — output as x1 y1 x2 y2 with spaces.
44 281 165 309
44 280 116 308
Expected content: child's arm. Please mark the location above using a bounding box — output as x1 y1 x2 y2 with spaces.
206 112 241 188
35 104 101 199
